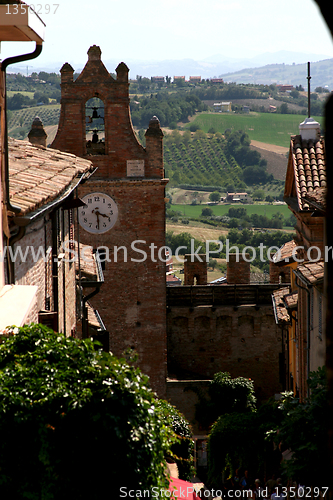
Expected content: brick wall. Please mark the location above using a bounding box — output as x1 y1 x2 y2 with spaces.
227 253 250 284
167 304 282 402
13 209 77 336
184 255 207 285
269 261 291 284
52 46 167 396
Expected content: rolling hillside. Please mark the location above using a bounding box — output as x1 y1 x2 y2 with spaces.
220 58 333 88
185 112 324 148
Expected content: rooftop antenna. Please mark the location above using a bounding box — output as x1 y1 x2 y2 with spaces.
307 61 311 118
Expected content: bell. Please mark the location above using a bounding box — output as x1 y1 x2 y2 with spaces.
92 130 99 143
92 107 98 119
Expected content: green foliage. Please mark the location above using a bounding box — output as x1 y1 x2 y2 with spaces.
201 207 214 217
228 207 247 219
209 191 220 202
166 231 204 256
130 92 207 128
164 131 247 189
195 372 256 430
252 189 266 201
156 400 194 480
207 393 283 488
0 325 175 498
268 367 329 485
208 412 261 487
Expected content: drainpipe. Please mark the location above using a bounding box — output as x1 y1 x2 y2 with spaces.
294 276 311 398
1 43 43 215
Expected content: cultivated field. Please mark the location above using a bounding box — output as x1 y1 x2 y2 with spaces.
171 202 291 219
185 112 324 148
167 223 228 241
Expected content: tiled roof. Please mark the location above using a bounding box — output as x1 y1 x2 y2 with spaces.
291 135 326 210
273 240 297 265
294 259 324 286
8 139 94 216
75 244 104 285
302 186 326 213
284 291 298 309
272 287 290 324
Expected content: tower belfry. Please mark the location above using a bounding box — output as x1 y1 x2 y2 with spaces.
52 46 168 396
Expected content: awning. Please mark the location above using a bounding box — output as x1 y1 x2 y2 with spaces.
169 477 201 500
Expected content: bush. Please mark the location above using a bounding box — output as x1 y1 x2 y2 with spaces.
189 123 200 132
156 400 194 480
0 325 174 498
201 207 214 217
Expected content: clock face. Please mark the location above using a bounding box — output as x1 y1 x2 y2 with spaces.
78 192 118 234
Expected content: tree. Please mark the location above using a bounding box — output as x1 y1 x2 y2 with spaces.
201 207 214 217
209 191 220 202
280 103 289 114
268 368 329 486
228 207 247 219
0 325 175 498
252 188 266 201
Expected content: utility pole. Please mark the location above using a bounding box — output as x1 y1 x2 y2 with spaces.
307 61 311 118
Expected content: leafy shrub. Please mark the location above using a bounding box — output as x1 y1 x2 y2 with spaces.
268 367 329 485
201 207 214 217
0 325 174 498
156 400 194 480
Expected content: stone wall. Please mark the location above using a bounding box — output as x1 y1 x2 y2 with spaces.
167 284 284 409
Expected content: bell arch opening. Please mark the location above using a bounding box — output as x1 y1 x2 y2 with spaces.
85 97 105 155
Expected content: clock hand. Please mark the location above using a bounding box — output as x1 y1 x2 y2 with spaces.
94 210 111 221
92 209 100 229
99 212 111 220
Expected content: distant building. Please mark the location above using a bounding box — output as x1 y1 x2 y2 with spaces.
166 274 182 286
210 78 224 84
243 105 250 113
173 76 185 82
213 102 231 112
226 192 249 202
269 105 277 112
166 250 173 273
189 76 201 83
276 84 294 92
151 76 165 83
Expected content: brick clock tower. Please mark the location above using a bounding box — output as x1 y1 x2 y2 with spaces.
52 46 167 396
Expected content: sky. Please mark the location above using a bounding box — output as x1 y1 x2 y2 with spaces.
1 0 333 74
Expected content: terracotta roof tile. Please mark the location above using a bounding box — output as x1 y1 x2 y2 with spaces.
8 139 94 215
284 291 298 309
291 135 326 210
302 186 326 213
273 240 297 265
75 244 98 282
294 259 324 286
272 287 290 324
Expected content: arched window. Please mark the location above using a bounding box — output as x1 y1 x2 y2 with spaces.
85 97 105 155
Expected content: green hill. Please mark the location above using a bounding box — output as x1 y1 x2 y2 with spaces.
163 129 280 191
8 104 61 139
185 112 324 148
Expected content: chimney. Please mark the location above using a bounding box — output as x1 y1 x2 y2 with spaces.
28 116 47 147
227 253 250 284
184 255 207 285
299 117 321 141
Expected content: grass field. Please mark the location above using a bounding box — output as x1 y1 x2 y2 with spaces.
7 91 35 98
185 112 324 148
171 203 291 219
